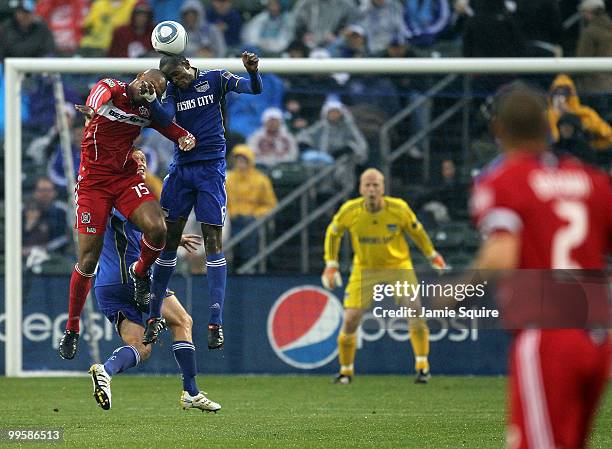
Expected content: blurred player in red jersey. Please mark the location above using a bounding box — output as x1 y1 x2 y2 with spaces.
470 84 611 449
59 69 196 360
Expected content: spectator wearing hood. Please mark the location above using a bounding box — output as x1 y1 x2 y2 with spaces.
358 0 408 56
108 0 154 58
226 144 278 269
207 0 243 49
247 107 298 167
330 24 370 58
547 74 611 150
80 0 138 54
576 0 612 114
0 0 56 59
297 100 368 163
181 0 226 57
552 113 596 164
241 0 294 56
293 0 358 48
35 0 89 55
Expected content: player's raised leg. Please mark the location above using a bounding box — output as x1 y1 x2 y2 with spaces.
126 198 167 316
59 233 104 359
149 219 185 319
90 316 152 410
162 294 221 412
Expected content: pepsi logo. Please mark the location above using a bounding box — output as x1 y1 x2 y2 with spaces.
267 286 343 369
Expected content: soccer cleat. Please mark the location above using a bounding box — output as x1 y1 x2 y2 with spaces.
415 369 431 384
89 364 112 410
58 330 79 360
207 324 224 350
142 317 167 345
129 262 151 312
333 374 352 385
180 391 221 413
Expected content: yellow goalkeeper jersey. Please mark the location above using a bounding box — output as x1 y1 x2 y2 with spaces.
324 196 435 269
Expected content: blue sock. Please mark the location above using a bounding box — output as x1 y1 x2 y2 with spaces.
172 341 198 396
150 250 177 319
206 253 226 325
103 346 139 376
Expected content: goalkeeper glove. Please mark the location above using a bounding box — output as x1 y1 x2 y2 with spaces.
321 261 343 290
428 251 448 273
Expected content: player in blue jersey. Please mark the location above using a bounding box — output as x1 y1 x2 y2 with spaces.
140 51 263 347
88 209 221 412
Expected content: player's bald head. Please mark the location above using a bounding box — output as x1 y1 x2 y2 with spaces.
360 168 384 185
141 68 166 85
137 69 167 97
493 83 548 147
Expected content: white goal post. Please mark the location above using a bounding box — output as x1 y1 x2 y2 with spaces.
4 57 612 377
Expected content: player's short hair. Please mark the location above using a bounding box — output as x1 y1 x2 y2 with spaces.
159 54 188 73
493 82 548 141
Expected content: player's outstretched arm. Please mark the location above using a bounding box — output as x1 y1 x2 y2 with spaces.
140 81 175 127
224 52 263 95
180 234 202 253
150 121 196 151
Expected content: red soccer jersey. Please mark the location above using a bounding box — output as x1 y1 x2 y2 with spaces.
82 78 187 176
471 151 611 270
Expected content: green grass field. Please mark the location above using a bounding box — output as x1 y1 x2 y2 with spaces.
0 376 609 449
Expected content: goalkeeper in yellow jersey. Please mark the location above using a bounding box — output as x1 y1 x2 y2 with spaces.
321 168 447 384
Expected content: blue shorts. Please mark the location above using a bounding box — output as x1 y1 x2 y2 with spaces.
95 284 173 335
160 158 227 226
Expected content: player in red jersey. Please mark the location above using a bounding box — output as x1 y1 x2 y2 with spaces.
59 69 196 360
470 84 611 449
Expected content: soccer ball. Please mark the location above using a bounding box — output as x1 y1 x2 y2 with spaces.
151 21 188 56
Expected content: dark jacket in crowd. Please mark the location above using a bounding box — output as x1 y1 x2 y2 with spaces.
463 0 525 57
0 15 55 58
515 0 563 55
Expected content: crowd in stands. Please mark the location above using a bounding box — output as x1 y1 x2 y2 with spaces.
1 0 610 271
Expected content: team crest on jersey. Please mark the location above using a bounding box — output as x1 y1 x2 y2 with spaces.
81 212 91 224
102 78 116 88
387 224 397 232
195 81 210 93
138 106 150 118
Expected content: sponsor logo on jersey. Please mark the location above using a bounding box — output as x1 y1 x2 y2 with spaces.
268 286 343 369
86 227 97 233
81 212 91 224
387 224 397 232
98 103 151 127
176 95 215 111
195 81 210 93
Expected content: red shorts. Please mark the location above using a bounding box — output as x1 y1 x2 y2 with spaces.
74 172 156 235
508 329 610 449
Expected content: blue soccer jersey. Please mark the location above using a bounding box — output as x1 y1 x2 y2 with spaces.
95 211 142 288
158 68 262 165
